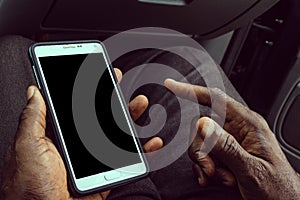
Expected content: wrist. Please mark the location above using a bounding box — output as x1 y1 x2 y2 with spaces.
268 167 300 200
289 171 300 199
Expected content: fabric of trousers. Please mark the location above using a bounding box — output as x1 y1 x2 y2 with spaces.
0 35 243 200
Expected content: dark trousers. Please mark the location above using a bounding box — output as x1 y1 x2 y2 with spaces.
0 35 243 200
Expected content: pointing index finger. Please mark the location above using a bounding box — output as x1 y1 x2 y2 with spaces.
164 79 211 105
164 79 243 121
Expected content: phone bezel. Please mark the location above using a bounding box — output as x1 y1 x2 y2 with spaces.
29 40 148 195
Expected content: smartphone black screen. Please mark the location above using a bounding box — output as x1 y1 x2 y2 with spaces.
38 53 142 179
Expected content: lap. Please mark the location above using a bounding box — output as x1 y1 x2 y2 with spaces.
0 35 35 188
0 36 243 200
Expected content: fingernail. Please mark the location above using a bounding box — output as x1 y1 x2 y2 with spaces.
27 86 35 100
164 78 174 86
198 177 202 184
166 78 175 82
222 180 231 187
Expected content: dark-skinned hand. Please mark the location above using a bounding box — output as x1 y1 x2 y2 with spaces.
165 79 300 200
1 68 163 200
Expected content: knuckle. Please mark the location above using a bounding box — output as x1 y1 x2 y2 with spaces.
210 87 227 105
211 87 222 94
222 134 238 156
188 142 200 160
246 109 270 131
187 87 195 99
254 112 269 128
211 88 225 97
19 107 46 130
188 139 206 164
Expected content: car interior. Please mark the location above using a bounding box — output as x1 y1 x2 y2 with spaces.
0 0 299 177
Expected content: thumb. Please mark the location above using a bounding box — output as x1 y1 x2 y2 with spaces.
16 86 47 140
197 117 251 172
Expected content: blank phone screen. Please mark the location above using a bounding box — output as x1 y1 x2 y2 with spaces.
38 53 142 179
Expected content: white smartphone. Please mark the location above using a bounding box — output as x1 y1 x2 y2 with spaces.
29 41 148 196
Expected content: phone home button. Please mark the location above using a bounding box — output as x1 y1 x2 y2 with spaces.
104 171 121 181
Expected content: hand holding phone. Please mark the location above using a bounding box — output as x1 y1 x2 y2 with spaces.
2 70 163 199
18 41 158 196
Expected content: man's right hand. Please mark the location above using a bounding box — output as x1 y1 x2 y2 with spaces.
165 79 300 200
